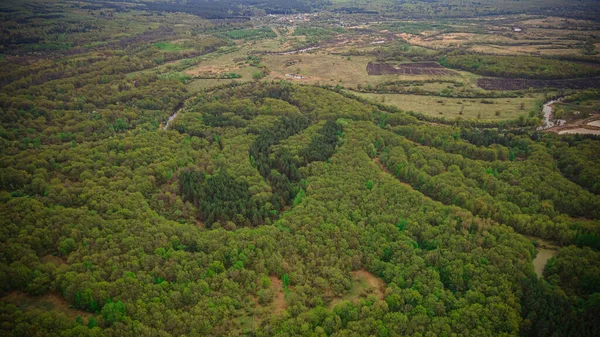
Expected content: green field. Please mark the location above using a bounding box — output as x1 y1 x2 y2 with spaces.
226 27 277 40
353 91 548 120
154 41 188 51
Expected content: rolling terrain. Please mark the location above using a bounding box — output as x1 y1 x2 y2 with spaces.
1 1 599 336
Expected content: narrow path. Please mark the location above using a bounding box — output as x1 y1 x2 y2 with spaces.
373 157 453 206
271 26 281 39
372 156 435 203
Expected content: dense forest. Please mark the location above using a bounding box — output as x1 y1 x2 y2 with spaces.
2 80 600 335
441 54 600 80
1 0 600 336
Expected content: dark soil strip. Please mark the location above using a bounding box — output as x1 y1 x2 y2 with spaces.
367 62 454 76
478 77 600 90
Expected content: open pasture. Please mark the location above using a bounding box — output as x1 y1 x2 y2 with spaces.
353 91 547 120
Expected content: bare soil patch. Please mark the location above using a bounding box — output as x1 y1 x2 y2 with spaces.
546 115 600 135
367 62 454 76
352 270 385 300
558 128 600 135
477 77 600 90
588 120 600 127
533 248 556 277
40 254 66 265
269 275 286 314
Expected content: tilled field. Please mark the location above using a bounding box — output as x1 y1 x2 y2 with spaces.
478 77 600 90
367 62 454 76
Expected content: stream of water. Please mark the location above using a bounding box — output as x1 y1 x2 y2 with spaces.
163 108 182 130
537 98 566 130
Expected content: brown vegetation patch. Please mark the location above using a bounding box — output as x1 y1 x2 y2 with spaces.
367 62 453 76
329 269 386 308
195 220 206 229
170 38 191 44
185 65 239 76
269 275 286 314
352 270 385 300
518 16 596 28
2 291 89 323
397 32 501 49
477 77 600 90
40 254 66 266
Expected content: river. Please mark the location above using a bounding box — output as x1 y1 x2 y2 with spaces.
163 106 183 130
537 98 566 130
537 98 600 134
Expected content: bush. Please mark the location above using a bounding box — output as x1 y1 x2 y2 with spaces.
102 300 127 326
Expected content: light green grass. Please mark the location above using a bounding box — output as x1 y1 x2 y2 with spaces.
262 53 479 89
154 42 187 51
353 91 550 120
226 27 277 40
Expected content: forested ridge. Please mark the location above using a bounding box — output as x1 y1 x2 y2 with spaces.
441 54 600 80
2 0 600 336
2 80 600 336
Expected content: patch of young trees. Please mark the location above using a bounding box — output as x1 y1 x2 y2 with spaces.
441 54 600 79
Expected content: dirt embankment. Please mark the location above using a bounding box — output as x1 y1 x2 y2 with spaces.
547 115 600 135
